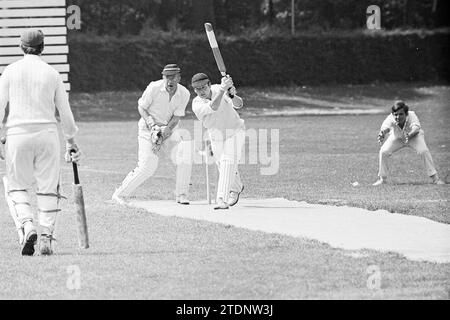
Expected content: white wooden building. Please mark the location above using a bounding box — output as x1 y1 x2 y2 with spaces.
0 0 70 91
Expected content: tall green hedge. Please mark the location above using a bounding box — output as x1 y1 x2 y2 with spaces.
68 30 450 92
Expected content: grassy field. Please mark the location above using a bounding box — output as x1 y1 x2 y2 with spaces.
0 83 449 300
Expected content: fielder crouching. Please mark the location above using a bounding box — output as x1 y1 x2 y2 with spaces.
0 29 82 256
373 100 444 186
112 64 193 204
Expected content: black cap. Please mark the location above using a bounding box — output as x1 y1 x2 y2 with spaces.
191 73 210 85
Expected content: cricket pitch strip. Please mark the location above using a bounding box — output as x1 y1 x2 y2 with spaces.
123 198 450 264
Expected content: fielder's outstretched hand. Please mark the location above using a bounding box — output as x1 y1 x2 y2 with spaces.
377 131 385 146
404 132 409 144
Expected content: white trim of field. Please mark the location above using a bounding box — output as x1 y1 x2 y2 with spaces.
125 198 450 264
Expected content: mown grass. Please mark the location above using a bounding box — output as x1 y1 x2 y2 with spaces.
0 83 448 300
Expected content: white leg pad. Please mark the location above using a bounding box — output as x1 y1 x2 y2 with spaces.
8 189 33 225
37 194 59 234
3 177 22 229
230 170 243 193
216 161 236 202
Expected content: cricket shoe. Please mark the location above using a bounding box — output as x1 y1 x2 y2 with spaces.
431 174 445 185
21 221 37 256
372 178 387 186
228 185 244 207
39 234 55 256
214 198 229 210
176 194 190 205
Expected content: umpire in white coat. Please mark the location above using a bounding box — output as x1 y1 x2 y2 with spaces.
0 29 82 256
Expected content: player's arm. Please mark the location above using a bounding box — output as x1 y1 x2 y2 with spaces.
138 83 160 128
228 86 243 109
160 115 180 139
406 112 421 139
161 89 189 138
378 115 393 143
192 97 214 122
167 116 180 130
138 104 158 128
210 90 227 111
210 76 233 111
55 75 78 138
0 70 10 160
0 69 10 128
54 75 82 162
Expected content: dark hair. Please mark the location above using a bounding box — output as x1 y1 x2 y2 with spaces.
391 100 409 114
20 43 44 55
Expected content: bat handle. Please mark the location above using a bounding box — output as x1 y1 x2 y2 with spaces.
70 149 80 185
221 73 234 98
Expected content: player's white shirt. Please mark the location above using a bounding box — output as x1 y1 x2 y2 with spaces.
192 84 245 141
137 79 190 129
380 111 423 139
0 54 78 139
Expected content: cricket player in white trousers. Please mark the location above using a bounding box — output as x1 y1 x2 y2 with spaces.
112 64 193 204
373 100 444 186
0 29 82 256
191 73 245 210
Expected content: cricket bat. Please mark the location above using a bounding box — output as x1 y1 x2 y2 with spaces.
71 152 89 249
204 22 234 98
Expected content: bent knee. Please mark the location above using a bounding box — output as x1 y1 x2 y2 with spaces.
380 149 392 157
136 162 157 177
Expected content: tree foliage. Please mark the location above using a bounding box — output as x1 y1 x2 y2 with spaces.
68 0 449 36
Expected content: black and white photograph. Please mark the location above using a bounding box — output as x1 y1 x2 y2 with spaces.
0 0 449 306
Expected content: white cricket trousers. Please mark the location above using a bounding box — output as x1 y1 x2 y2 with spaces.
378 132 438 178
114 127 193 198
5 126 61 234
211 129 245 202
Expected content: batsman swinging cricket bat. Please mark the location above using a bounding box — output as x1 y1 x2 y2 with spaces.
204 22 234 98
71 151 89 249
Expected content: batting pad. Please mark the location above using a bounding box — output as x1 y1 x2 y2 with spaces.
124 198 450 264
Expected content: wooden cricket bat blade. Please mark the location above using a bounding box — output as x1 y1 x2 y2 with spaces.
204 22 227 74
204 22 213 31
73 184 89 249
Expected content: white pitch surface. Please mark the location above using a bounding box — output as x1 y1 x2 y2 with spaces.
126 198 450 264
